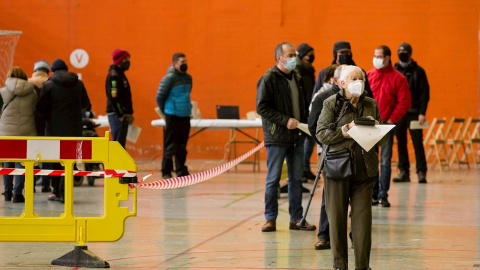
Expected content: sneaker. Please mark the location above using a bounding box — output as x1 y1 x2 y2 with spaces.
314 239 331 250
418 171 427 184
290 220 316 231
12 194 25 203
303 170 316 180
261 220 276 232
47 194 57 201
379 197 391 207
393 170 410 182
372 198 379 206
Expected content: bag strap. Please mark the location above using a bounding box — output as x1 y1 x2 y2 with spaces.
2 95 17 113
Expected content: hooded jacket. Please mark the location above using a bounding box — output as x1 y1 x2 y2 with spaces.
156 65 192 117
37 70 91 136
393 60 429 115
256 65 308 146
367 64 412 123
0 78 37 136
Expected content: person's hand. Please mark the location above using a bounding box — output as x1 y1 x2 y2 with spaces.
366 115 380 125
127 114 134 124
286 118 299 129
347 120 356 130
418 114 426 125
387 119 393 124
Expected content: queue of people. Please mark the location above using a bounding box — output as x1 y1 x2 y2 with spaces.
257 41 429 270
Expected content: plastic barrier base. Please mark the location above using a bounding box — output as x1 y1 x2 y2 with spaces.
51 246 110 268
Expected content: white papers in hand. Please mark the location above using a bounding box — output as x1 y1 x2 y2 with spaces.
297 123 311 136
347 124 395 152
127 124 142 143
410 120 429 130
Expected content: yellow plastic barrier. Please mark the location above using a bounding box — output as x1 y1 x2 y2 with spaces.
0 132 137 267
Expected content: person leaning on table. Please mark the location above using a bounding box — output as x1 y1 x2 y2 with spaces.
316 65 388 270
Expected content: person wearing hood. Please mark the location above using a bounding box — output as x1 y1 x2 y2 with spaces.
256 42 316 232
392 42 430 184
313 41 372 99
295 43 318 182
106 49 134 148
155 52 192 179
36 58 91 202
316 65 388 270
0 66 37 203
28 60 50 94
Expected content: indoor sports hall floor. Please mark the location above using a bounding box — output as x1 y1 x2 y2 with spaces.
0 159 479 269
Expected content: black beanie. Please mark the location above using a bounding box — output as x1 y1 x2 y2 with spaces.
398 42 412 56
332 41 351 58
297 43 314 59
51 59 68 72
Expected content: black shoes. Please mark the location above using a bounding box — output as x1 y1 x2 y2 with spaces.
379 197 391 207
303 170 316 181
4 191 12 201
418 171 427 183
162 174 173 179
12 194 25 203
41 186 52 193
393 171 410 183
372 198 379 206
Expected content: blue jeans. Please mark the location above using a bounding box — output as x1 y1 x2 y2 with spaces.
264 133 305 221
374 128 395 199
303 136 316 172
108 114 129 148
3 162 25 195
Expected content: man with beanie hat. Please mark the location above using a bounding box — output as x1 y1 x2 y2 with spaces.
37 58 91 202
312 41 373 99
105 49 133 148
295 43 317 181
156 52 192 179
393 42 430 184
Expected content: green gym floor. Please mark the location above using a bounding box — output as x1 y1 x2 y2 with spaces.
0 159 479 270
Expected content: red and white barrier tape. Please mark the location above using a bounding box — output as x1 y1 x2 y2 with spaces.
137 141 265 190
0 168 136 178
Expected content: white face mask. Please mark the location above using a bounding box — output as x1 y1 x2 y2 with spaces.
348 80 364 97
373 57 385 69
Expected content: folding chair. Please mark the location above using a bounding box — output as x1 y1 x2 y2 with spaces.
446 117 469 169
423 117 450 172
462 118 480 169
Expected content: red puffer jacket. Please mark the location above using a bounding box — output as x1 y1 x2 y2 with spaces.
367 65 411 123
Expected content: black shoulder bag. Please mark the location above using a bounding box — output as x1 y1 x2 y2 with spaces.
2 95 17 113
324 99 353 181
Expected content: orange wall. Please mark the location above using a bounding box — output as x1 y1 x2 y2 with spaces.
0 0 479 160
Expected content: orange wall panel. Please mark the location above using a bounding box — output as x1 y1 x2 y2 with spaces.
0 0 478 160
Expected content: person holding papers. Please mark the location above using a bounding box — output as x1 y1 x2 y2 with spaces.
393 43 430 184
316 65 388 270
256 42 315 232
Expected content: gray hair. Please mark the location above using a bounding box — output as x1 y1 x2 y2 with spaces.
333 65 344 79
274 42 294 63
338 65 363 85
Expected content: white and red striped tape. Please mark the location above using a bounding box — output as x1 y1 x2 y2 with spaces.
137 141 264 190
0 168 136 178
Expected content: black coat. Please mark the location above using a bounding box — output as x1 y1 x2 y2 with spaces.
394 60 429 115
105 65 133 117
256 66 308 146
308 83 339 144
37 70 91 136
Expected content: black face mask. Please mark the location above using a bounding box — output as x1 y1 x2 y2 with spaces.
180 63 188 72
338 54 353 65
332 83 341 93
398 52 410 62
120 61 130 71
307 54 315 64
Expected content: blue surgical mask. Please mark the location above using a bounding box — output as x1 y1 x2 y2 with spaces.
284 57 296 71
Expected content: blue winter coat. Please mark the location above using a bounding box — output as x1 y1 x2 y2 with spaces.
156 66 192 117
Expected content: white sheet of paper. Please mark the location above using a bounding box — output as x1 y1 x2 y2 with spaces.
347 124 395 152
297 123 311 136
410 120 429 130
127 124 142 143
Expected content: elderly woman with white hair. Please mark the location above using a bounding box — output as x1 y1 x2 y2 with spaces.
316 65 388 270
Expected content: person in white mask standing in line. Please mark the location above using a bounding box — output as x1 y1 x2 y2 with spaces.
257 42 316 233
367 45 411 208
316 65 389 270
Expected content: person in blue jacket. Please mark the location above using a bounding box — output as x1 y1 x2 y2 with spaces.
156 52 192 179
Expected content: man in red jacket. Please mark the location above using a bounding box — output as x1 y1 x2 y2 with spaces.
367 45 411 207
